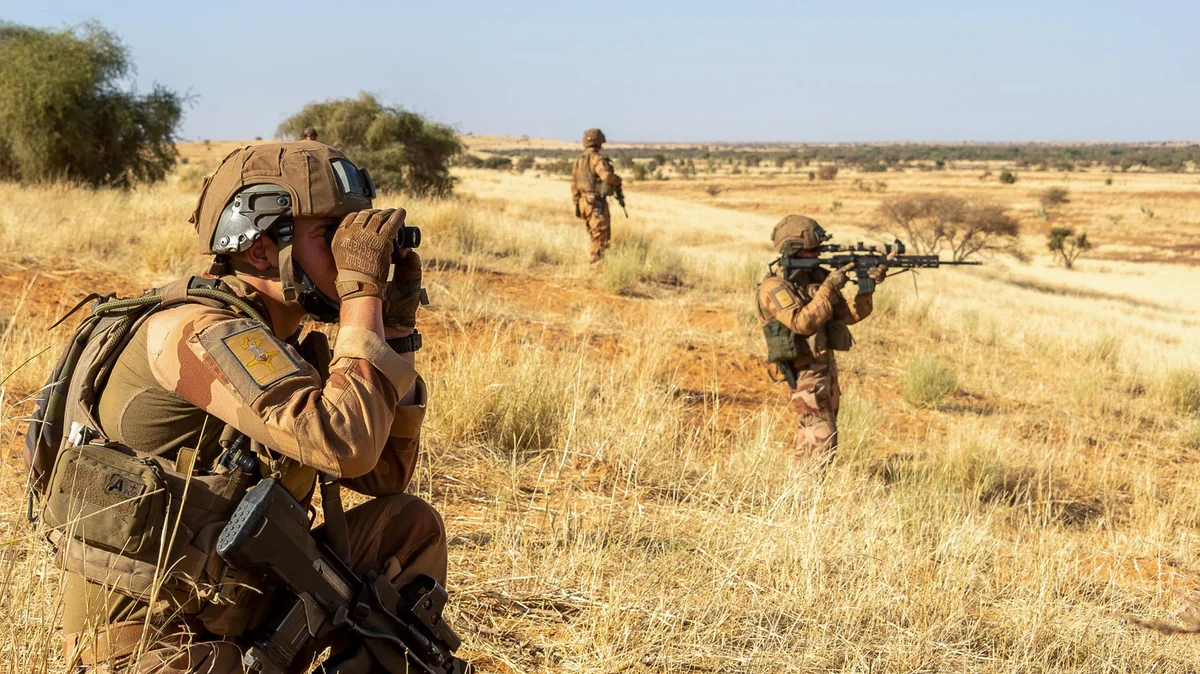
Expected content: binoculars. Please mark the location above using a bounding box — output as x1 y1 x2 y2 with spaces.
324 222 421 249
396 224 421 250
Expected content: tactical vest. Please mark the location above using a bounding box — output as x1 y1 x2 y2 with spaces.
757 275 853 367
574 150 617 198
26 277 276 635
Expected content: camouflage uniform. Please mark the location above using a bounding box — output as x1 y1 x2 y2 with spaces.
571 128 622 262
61 278 441 673
756 216 880 461
54 144 443 673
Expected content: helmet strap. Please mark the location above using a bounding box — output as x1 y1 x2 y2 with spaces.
276 222 299 302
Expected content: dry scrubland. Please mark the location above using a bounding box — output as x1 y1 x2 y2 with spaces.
1 145 1200 671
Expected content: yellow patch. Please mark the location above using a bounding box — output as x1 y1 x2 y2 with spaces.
221 326 299 388
772 287 797 310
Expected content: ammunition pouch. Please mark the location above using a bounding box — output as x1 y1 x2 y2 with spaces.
45 443 168 560
762 319 811 363
826 320 854 351
44 440 261 634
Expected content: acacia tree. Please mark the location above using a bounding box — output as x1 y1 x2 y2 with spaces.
278 93 461 197
875 194 1024 262
0 22 183 187
1047 227 1092 269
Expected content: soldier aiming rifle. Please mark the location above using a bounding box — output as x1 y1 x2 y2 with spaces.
756 215 980 464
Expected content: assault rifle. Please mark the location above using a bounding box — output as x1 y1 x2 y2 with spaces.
217 478 469 674
614 186 628 217
771 239 981 295
768 239 980 388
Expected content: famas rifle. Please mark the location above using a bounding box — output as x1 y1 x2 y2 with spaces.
217 478 469 674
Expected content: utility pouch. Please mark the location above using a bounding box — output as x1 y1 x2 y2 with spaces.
826 321 854 352
762 319 811 363
44 443 168 560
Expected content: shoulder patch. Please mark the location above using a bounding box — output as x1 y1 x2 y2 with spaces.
222 326 299 388
196 319 304 403
771 286 798 311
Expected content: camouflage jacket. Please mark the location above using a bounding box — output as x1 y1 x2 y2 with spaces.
96 276 427 499
756 268 873 365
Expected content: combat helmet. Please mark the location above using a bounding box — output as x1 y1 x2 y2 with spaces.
771 215 830 254
189 141 376 319
583 128 606 148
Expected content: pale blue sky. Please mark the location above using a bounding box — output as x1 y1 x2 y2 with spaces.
4 1 1196 142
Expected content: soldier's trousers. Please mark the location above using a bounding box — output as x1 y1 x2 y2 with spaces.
579 195 611 262
63 493 447 673
788 362 841 460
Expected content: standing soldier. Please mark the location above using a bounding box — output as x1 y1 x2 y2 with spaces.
28 142 459 672
571 128 622 263
302 126 319 141
756 215 887 463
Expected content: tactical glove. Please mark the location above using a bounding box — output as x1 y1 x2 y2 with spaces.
822 262 855 292
868 264 887 284
383 249 425 329
331 208 407 301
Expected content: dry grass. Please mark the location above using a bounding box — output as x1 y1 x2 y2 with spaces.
2 148 1200 672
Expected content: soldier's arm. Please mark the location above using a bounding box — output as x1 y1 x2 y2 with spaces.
592 154 622 187
760 280 837 336
339 377 426 496
842 292 873 325
146 305 413 479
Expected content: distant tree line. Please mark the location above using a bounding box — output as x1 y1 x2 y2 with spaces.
495 143 1200 173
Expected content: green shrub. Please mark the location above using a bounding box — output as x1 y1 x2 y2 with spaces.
1038 187 1070 208
482 156 512 170
1160 369 1200 416
278 92 460 196
1046 227 1091 269
602 246 644 295
514 156 534 172
998 170 1017 184
632 163 649 181
543 159 572 176
903 356 959 408
602 232 688 294
0 22 183 187
457 154 484 168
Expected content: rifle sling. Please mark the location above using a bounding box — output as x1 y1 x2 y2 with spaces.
320 473 352 567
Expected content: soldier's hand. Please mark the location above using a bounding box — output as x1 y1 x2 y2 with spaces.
823 262 855 291
331 208 407 301
383 248 424 329
868 264 887 284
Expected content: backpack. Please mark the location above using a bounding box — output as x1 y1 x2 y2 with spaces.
25 276 274 635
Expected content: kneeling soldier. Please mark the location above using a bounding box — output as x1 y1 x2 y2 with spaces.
28 141 453 672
